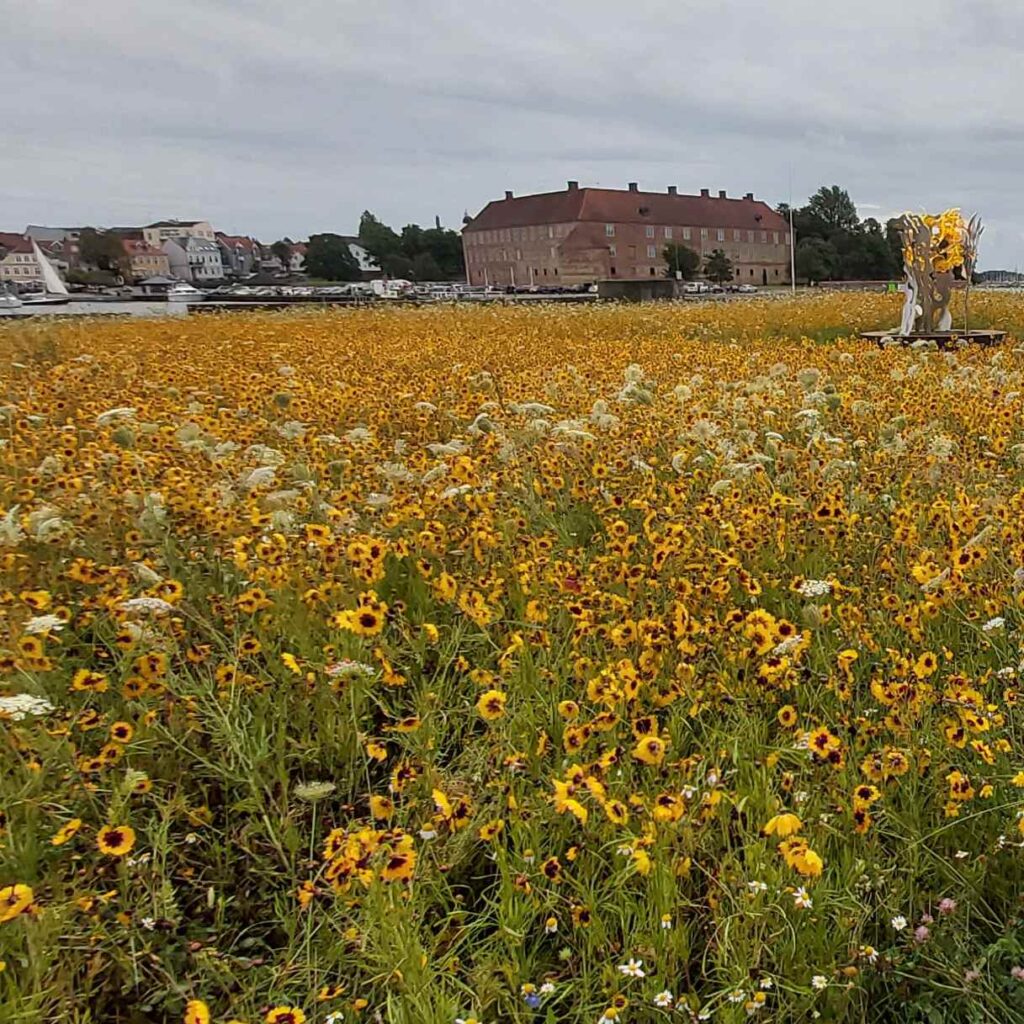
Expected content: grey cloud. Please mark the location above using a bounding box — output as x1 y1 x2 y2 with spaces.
3 0 1023 266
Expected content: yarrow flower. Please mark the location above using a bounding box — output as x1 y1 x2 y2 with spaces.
0 693 55 720
23 614 64 634
982 616 1006 632
798 578 832 598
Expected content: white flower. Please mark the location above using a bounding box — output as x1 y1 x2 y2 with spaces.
811 975 828 991
119 597 175 616
23 613 64 634
96 406 137 427
954 849 970 859
891 915 908 932
728 989 746 1003
140 916 156 930
618 958 645 978
0 693 55 720
747 880 768 893
759 978 774 989
798 578 832 598
539 982 555 995
325 659 376 681
660 913 673 929
982 617 1006 633
860 945 879 963
653 990 673 1008
418 828 438 840
794 887 813 910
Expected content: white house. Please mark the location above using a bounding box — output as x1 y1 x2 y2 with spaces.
163 236 225 282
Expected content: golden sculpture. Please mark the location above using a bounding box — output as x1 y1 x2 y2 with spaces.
897 209 982 336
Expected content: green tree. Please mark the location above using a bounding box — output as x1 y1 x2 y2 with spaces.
80 228 128 274
411 252 443 281
304 234 361 281
704 248 734 285
270 240 293 270
806 185 859 233
795 237 839 283
662 242 701 280
358 211 402 265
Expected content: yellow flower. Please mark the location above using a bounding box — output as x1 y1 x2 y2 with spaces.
184 1001 211 1024
97 824 136 857
265 1010 306 1024
762 813 803 838
476 689 507 720
632 736 666 765
0 884 34 922
51 819 83 846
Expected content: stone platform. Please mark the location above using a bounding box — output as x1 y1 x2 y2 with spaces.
859 330 1006 349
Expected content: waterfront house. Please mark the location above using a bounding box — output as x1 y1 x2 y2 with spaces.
216 233 262 278
163 236 225 283
122 239 171 281
143 219 215 247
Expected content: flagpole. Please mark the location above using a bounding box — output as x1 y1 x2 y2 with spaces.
788 165 796 293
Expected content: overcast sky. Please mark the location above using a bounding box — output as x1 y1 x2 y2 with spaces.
4 0 1024 267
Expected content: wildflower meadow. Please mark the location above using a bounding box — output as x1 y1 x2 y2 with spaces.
3 293 1024 1024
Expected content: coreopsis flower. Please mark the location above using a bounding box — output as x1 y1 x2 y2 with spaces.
97 825 136 857
0 884 34 922
265 1010 306 1024
476 689 507 720
51 819 82 846
184 1001 211 1024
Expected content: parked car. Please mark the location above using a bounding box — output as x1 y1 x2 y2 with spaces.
738 284 758 293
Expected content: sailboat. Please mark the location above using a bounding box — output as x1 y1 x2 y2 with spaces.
21 240 71 306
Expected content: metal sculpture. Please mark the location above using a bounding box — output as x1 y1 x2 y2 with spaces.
896 209 982 336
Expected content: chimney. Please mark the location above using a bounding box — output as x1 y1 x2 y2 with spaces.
504 190 513 200
700 188 710 198
667 185 677 195
744 192 754 200
567 180 579 191
718 189 727 199
628 182 638 192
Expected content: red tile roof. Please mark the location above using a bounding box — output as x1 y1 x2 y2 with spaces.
0 232 28 252
464 186 788 233
0 236 34 255
216 233 260 252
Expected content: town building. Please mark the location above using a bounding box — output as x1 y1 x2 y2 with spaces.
289 242 307 274
143 219 215 247
462 182 791 287
0 237 68 285
0 237 42 285
216 233 262 278
122 238 171 281
163 236 224 282
25 225 84 243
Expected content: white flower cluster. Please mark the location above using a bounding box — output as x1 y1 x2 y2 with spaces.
23 614 65 634
0 692 55 720
798 578 832 598
120 597 175 616
324 659 376 681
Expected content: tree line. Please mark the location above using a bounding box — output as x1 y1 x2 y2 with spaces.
781 185 904 284
304 212 465 282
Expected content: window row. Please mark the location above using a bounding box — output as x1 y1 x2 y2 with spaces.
605 225 787 245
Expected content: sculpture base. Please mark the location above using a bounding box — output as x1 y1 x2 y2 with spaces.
859 330 1006 349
